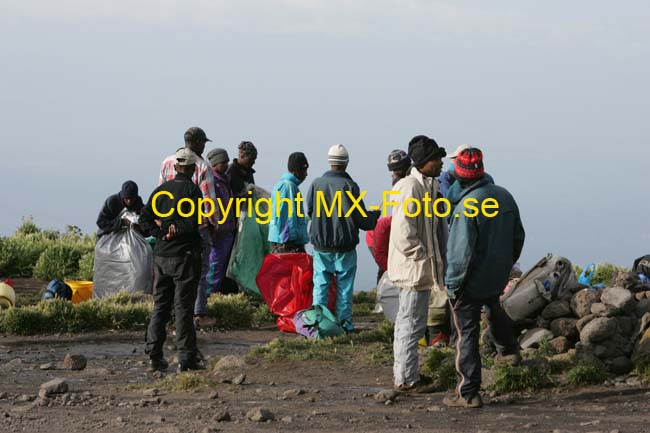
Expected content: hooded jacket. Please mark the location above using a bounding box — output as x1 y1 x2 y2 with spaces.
307 170 379 252
268 172 309 245
96 193 144 238
446 177 525 300
387 169 447 291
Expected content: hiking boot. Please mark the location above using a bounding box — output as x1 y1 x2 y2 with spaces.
429 331 450 348
148 358 169 372
177 361 206 373
194 315 216 330
443 392 484 409
395 377 438 394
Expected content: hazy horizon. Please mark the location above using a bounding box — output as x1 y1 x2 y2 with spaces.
1 0 648 290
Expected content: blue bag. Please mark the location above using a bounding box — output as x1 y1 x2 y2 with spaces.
42 280 73 301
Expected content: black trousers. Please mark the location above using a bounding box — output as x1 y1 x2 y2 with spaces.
449 293 518 399
145 252 201 365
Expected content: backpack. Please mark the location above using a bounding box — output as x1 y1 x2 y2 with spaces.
501 254 579 321
42 280 73 301
634 255 650 277
293 304 344 339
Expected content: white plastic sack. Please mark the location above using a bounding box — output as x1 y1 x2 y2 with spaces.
93 227 153 298
376 271 400 323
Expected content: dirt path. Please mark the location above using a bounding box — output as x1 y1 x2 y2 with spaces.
2 328 650 433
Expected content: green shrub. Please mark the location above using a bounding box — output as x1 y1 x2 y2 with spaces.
16 217 40 236
77 252 94 281
591 263 628 286
206 293 255 329
422 348 457 390
0 295 152 335
252 303 276 327
493 362 551 394
566 363 607 386
537 339 557 358
0 236 50 277
33 244 82 280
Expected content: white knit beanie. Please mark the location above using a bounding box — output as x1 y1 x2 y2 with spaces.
327 144 349 165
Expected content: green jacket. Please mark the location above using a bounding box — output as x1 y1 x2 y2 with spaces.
446 177 525 300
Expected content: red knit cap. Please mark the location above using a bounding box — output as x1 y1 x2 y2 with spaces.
454 148 485 180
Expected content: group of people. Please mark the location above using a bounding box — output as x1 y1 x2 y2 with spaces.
95 126 525 408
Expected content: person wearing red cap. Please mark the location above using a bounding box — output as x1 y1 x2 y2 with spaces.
444 148 525 409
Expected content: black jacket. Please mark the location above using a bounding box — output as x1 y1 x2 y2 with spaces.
306 170 379 252
140 173 203 257
96 193 144 238
227 159 256 198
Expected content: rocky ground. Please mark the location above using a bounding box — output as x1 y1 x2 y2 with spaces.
2 327 650 433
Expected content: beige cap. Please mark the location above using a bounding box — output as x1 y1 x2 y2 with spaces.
447 144 471 159
175 147 197 166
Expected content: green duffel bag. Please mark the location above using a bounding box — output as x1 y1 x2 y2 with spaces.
294 304 344 339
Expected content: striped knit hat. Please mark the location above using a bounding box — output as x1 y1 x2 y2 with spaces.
328 144 349 165
454 148 485 180
387 149 411 171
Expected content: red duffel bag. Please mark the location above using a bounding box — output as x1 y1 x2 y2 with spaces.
256 253 336 333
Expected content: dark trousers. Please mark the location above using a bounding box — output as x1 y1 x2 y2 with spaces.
145 253 201 365
449 293 518 399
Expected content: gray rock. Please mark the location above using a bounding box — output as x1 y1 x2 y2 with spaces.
214 411 231 422
39 378 68 398
213 355 245 372
580 317 617 345
63 354 87 371
608 356 634 375
591 302 616 317
246 408 275 422
549 336 571 354
601 287 635 314
0 392 7 400
143 388 160 397
519 328 555 349
550 318 578 339
374 389 399 403
281 416 293 423
614 316 635 336
208 391 219 400
542 301 573 321
201 429 219 433
576 314 597 332
571 289 602 318
282 389 305 399
232 373 246 385
39 363 56 371
16 394 35 402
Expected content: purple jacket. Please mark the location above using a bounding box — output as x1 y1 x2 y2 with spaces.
213 170 237 237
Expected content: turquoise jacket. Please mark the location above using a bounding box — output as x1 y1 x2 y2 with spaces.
268 172 309 245
446 177 525 300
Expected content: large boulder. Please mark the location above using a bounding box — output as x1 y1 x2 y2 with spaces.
542 301 573 321
576 314 597 333
519 328 555 349
590 302 617 317
591 334 633 359
636 299 650 318
607 356 634 375
600 287 635 315
580 317 617 345
550 318 579 339
571 289 601 318
549 336 572 354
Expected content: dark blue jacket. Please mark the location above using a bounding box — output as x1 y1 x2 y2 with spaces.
446 177 525 300
306 170 379 252
437 170 456 198
96 193 144 238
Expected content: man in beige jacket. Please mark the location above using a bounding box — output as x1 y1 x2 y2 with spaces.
389 135 448 391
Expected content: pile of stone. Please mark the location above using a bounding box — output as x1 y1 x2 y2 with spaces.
515 271 650 374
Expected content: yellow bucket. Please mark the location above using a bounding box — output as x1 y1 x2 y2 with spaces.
66 281 94 304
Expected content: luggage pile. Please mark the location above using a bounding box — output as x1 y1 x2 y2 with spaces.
499 253 650 374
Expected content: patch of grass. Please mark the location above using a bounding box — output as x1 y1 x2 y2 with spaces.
252 303 276 327
365 343 393 365
331 321 394 345
154 372 214 392
537 339 557 358
0 294 152 335
566 363 607 386
353 290 376 305
246 337 347 362
422 348 457 390
591 263 629 286
549 358 575 375
492 362 551 394
206 293 255 329
33 244 83 280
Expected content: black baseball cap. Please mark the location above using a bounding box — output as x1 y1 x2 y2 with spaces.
184 127 211 144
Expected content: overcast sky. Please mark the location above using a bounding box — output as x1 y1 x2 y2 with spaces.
1 0 648 290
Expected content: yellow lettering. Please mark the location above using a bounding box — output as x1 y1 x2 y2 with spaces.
198 198 215 225
295 192 305 218
255 197 273 224
152 191 174 218
481 198 500 218
403 198 421 218
463 198 479 218
434 198 451 218
274 190 293 218
344 191 367 218
216 198 233 225
382 190 399 217
177 198 195 218
316 190 341 218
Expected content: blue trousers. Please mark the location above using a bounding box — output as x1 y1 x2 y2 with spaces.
312 250 357 329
